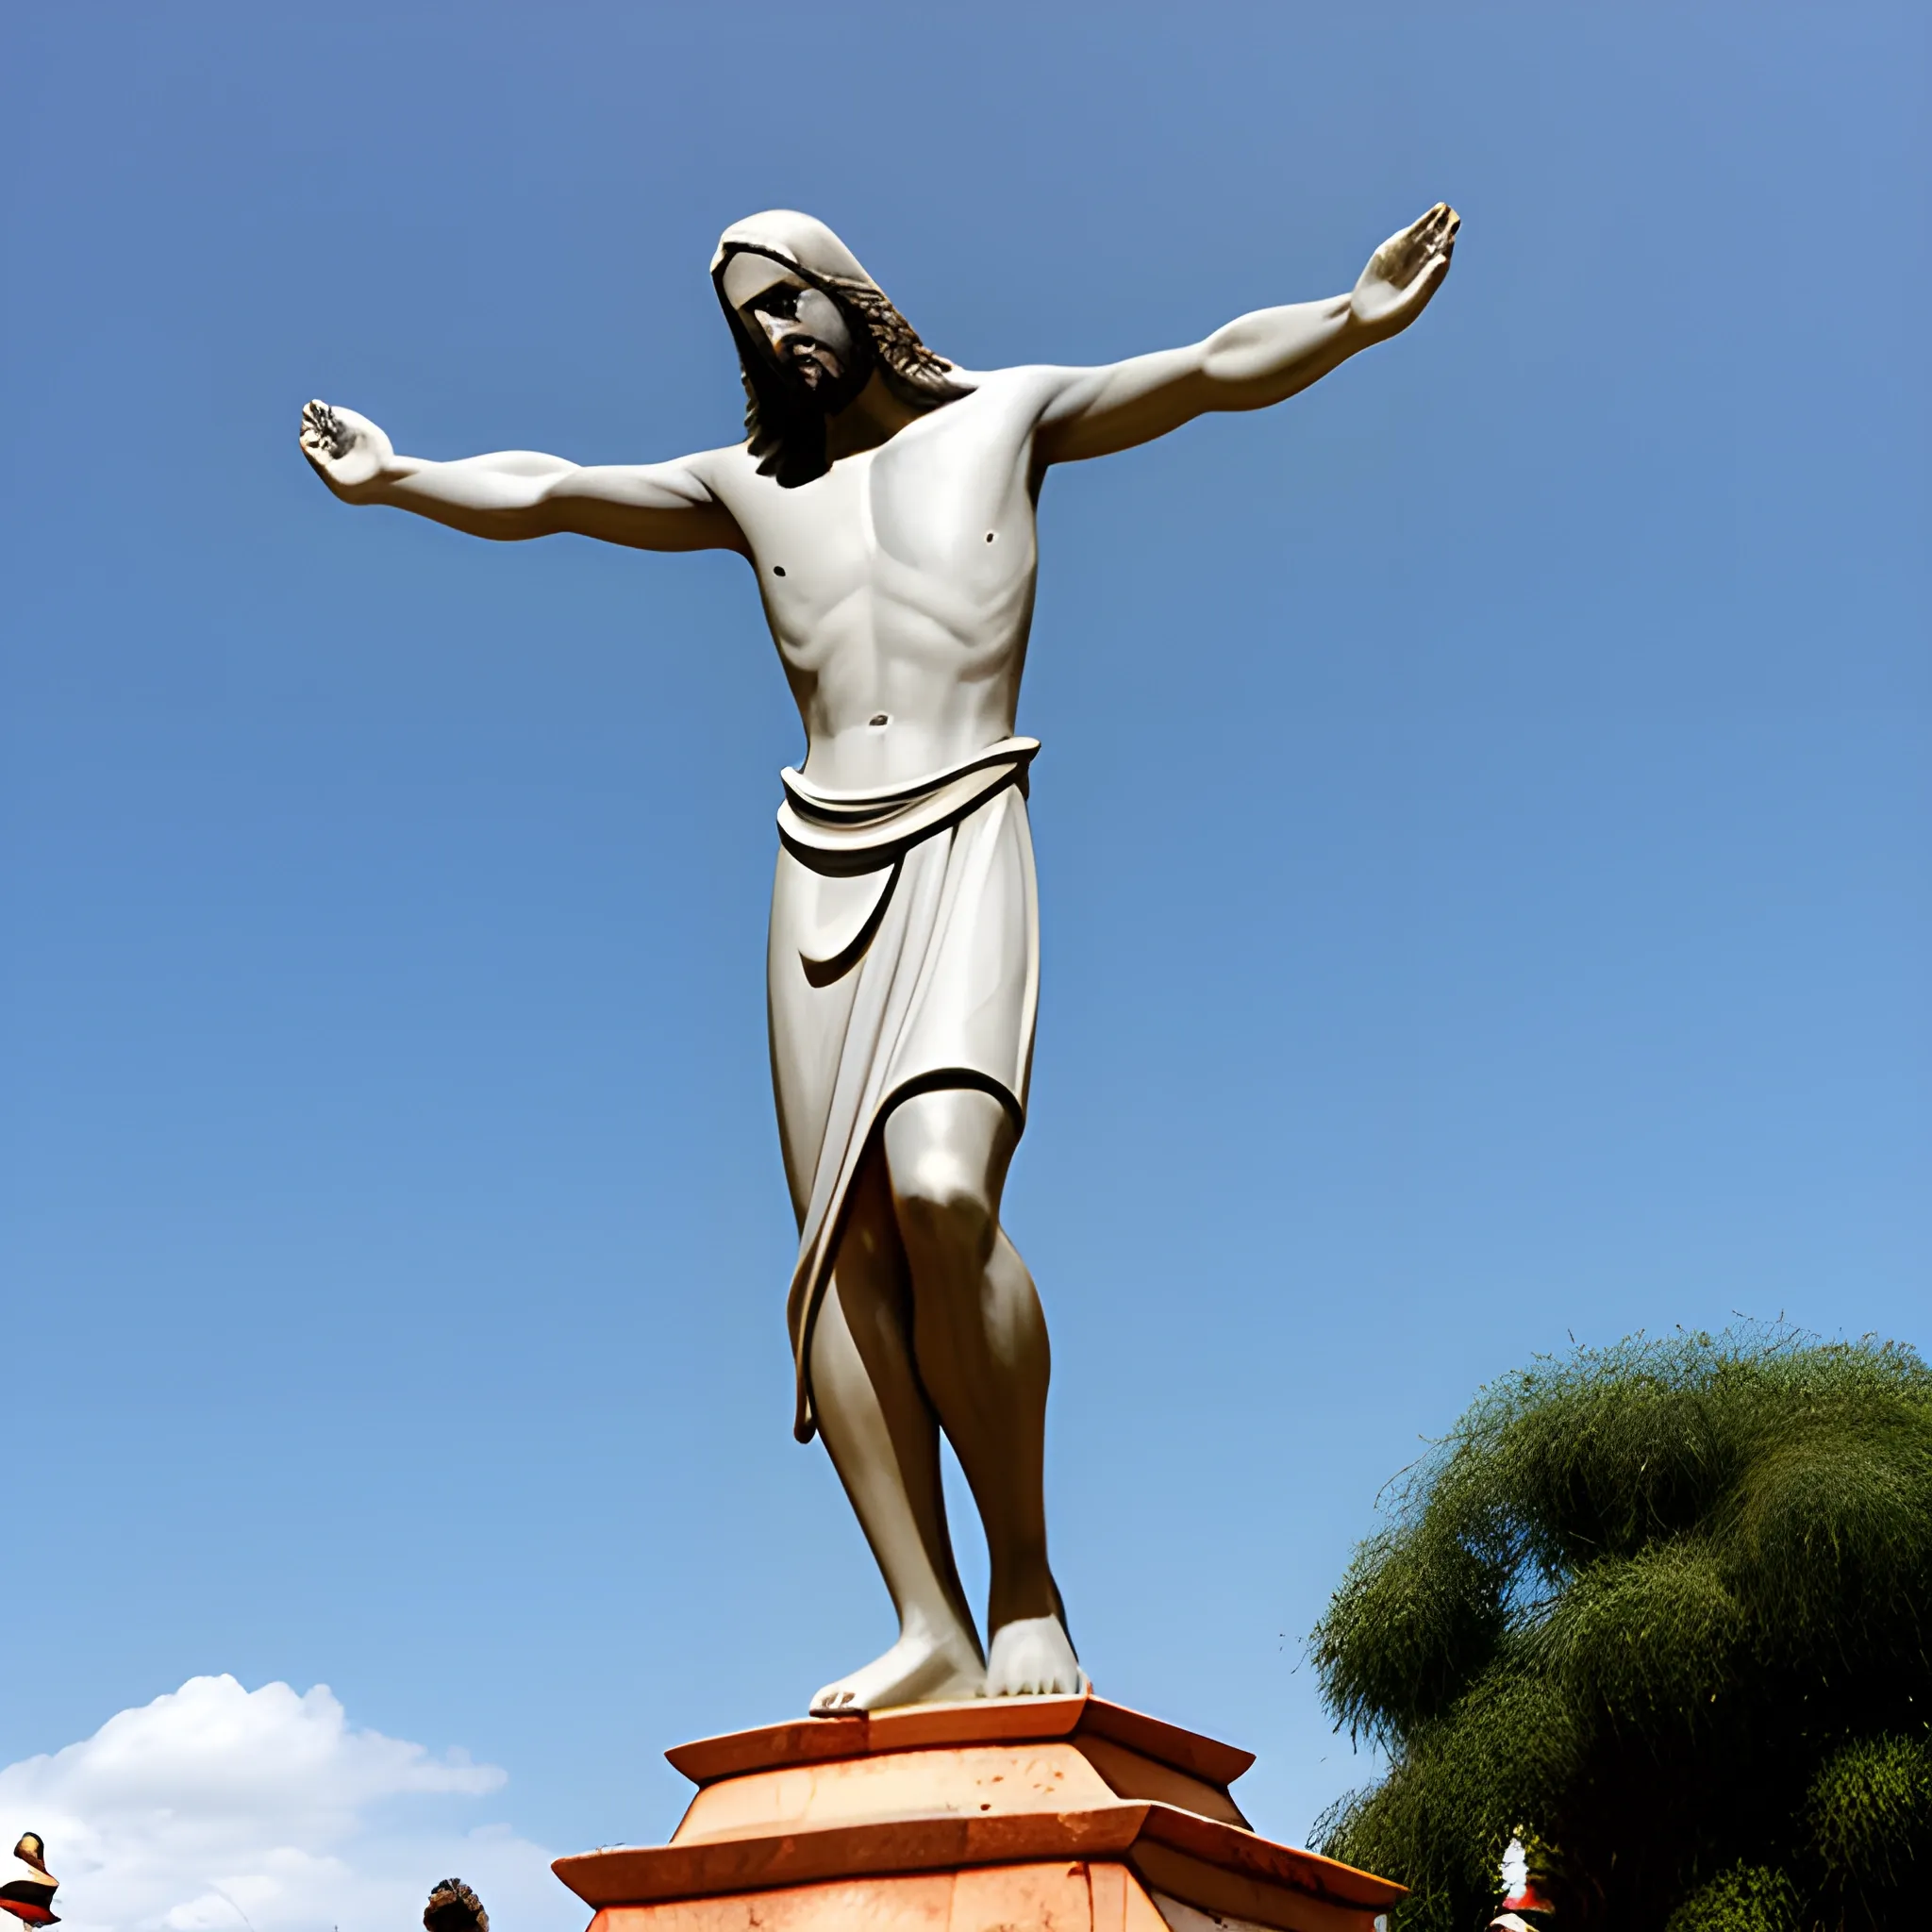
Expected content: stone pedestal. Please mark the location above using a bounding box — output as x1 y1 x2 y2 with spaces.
553 1693 1401 1931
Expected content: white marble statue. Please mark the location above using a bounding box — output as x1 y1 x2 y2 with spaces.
300 203 1458 1712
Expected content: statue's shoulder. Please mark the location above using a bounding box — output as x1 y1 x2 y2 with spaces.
931 365 1074 439
947 363 1063 398
685 440 755 475
681 440 758 496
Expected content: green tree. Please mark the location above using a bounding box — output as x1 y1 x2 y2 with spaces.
1309 1330 1932 1930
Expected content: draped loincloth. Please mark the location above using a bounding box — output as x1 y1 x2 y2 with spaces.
768 737 1041 1442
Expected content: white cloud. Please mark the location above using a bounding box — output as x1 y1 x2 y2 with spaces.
0 1677 575 1932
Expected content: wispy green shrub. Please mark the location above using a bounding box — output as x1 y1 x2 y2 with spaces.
1663 1862 1801 1932
1309 1330 1932 1930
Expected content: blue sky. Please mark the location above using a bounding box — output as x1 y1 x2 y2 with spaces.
3 4 1926 1927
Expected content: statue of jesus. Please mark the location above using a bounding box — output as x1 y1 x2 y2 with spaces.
300 202 1458 1714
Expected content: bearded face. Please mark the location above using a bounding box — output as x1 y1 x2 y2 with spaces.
721 251 868 414
712 217 966 485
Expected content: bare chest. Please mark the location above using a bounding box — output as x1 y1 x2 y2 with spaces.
722 389 1042 642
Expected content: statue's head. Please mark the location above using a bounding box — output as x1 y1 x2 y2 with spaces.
711 211 967 488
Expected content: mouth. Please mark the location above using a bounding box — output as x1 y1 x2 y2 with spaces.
784 338 842 391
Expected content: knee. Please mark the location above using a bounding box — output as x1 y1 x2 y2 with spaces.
890 1147 995 1268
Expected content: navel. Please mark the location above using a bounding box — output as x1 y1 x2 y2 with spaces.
869 713 890 728
772 564 787 577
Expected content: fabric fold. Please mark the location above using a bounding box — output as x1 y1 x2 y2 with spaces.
768 738 1041 1441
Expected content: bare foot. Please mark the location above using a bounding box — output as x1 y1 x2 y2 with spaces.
810 1624 985 1715
985 1614 1085 1697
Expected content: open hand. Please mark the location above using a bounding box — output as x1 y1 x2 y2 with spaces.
299 400 394 496
1350 204 1459 339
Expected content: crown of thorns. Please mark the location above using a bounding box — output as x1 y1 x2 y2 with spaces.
424 1878 488 1932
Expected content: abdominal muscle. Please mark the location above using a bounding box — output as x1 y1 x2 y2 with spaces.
777 584 1032 794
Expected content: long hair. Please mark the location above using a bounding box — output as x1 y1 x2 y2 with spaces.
715 250 970 489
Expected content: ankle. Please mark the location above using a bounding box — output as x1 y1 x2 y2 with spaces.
987 1578 1058 1634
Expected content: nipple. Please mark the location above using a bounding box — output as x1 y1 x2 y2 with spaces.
772 565 787 577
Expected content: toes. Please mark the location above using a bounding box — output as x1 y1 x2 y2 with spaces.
810 1682 871 1715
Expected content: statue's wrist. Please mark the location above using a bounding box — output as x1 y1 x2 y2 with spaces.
334 468 391 505
350 456 407 501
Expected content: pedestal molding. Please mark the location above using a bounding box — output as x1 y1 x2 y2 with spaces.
554 1696 1403 1931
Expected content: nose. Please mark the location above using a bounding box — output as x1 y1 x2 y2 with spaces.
757 311 799 351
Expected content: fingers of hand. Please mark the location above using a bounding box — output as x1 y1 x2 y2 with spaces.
1374 232 1429 289
1422 205 1459 258
1399 254 1450 308
1391 207 1459 287
299 399 353 461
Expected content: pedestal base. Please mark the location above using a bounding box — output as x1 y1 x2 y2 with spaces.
554 1694 1401 1931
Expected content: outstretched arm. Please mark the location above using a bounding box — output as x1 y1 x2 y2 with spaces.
1034 204 1457 466
298 403 746 553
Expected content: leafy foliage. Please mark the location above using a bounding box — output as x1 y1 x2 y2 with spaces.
1807 1733 1932 1903
1309 1330 1932 1930
1664 1863 1801 1932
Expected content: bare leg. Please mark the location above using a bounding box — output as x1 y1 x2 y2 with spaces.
883 1088 1082 1696
807 1149 985 1712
